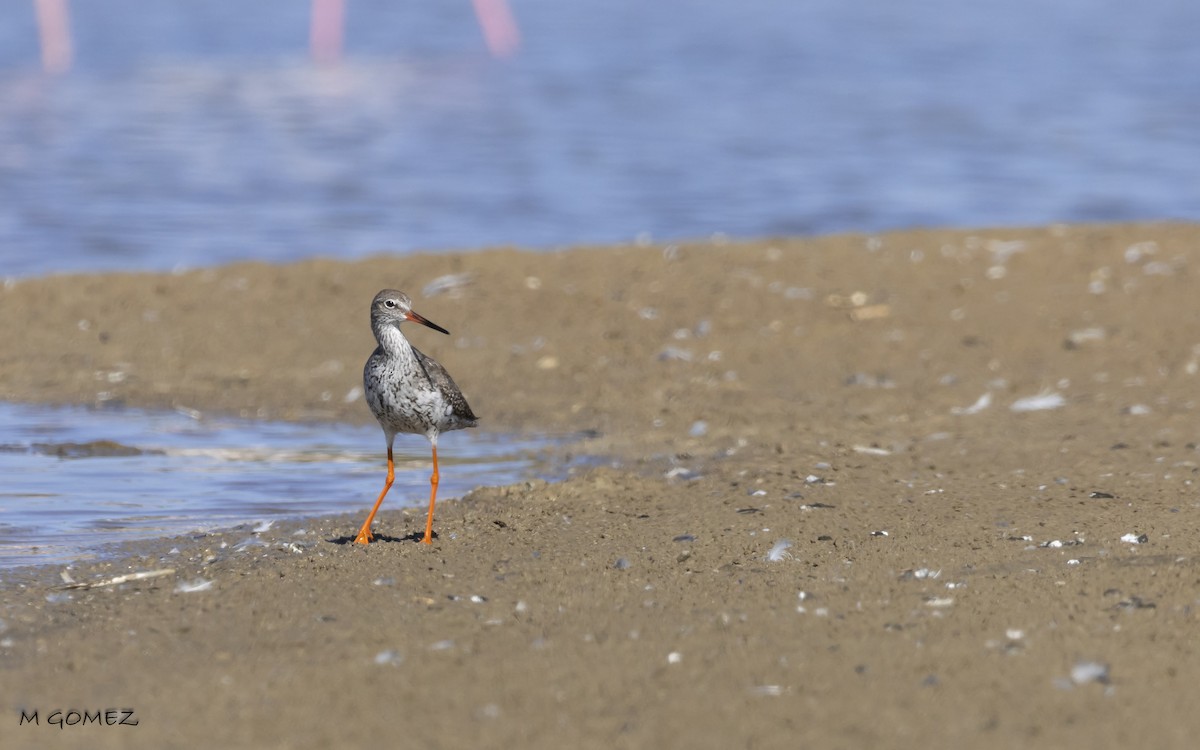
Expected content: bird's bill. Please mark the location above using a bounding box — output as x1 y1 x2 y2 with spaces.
406 310 451 335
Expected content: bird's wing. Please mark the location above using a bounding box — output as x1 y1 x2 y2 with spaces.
412 346 479 423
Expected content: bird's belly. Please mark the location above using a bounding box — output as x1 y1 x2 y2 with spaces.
367 385 464 436
364 351 475 437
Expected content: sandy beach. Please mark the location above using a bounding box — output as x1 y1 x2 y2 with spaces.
4 222 1200 748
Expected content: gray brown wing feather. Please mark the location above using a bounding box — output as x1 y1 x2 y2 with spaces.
412 346 478 424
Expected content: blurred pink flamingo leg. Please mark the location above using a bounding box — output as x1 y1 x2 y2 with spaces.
310 0 345 64
472 0 521 58
34 0 73 74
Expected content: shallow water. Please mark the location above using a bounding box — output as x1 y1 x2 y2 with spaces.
0 402 550 567
0 0 1197 277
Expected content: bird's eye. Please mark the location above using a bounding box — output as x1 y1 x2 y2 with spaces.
384 299 397 309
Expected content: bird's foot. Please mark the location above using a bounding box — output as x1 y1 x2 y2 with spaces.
420 534 433 545
353 528 375 545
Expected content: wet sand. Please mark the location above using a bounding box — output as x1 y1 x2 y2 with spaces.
3 222 1200 748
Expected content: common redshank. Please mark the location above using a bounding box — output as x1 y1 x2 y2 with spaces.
356 289 478 545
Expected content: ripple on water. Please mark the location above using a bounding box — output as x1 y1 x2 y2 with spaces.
0 403 551 568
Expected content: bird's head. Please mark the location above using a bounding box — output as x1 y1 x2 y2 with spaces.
371 289 450 335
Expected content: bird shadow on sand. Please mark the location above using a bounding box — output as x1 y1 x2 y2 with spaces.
327 530 437 546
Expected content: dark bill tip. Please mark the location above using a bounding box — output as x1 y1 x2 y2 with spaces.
407 311 450 335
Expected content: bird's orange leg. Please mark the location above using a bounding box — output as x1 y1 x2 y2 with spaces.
355 445 394 544
421 446 439 544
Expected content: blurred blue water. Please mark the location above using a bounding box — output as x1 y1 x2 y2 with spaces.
0 402 548 567
0 0 1197 276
